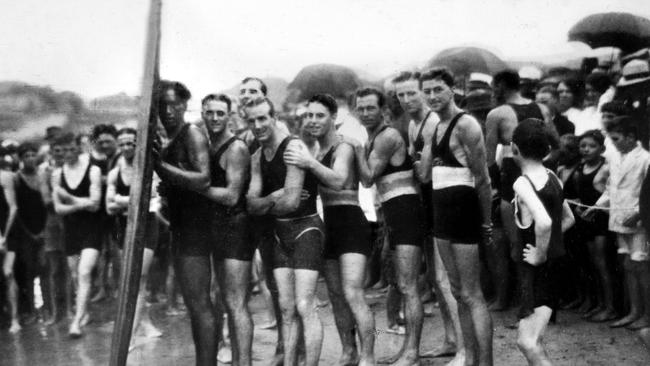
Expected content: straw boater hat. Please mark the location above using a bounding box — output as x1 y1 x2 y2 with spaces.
618 59 650 86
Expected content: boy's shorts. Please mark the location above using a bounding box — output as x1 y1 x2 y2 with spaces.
616 232 649 261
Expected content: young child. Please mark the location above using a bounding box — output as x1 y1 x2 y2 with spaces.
571 130 616 321
511 119 575 365
585 116 650 330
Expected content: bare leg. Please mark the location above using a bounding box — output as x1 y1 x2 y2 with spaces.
324 259 359 365
437 240 493 366
3 251 20 333
131 248 161 339
611 255 641 327
421 241 462 360
91 244 108 303
626 259 650 330
588 236 617 321
45 251 60 325
219 259 253 366
175 254 219 366
69 248 100 337
382 245 423 366
253 250 276 328
274 268 299 366
340 254 376 366
517 306 553 366
295 269 323 366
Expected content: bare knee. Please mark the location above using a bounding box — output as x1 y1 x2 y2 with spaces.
295 296 317 319
396 279 418 297
279 297 296 320
342 284 363 306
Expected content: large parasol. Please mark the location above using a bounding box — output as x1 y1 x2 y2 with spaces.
287 64 361 102
568 12 650 54
425 47 508 76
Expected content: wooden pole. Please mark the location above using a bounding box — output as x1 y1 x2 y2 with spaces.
109 0 161 364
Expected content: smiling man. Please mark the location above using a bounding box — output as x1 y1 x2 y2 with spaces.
416 68 493 366
199 93 254 366
245 97 324 366
284 94 376 366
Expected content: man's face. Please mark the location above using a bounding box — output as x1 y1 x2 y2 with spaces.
422 79 453 113
354 95 383 129
395 80 423 114
61 142 80 165
117 133 136 161
557 82 574 111
20 150 38 170
95 133 117 157
239 80 264 105
158 89 187 130
50 144 65 166
305 102 334 138
245 103 275 143
202 100 230 136
492 81 507 104
535 92 557 112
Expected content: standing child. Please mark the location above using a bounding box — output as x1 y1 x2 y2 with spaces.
511 119 575 365
571 130 616 322
585 116 650 330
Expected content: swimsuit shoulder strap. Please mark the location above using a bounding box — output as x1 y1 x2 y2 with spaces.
367 125 389 157
415 110 432 142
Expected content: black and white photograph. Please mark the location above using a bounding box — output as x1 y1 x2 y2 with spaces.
2 0 650 365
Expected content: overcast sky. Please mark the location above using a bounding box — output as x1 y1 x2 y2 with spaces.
1 0 648 100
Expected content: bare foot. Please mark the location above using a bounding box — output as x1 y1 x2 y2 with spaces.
217 344 232 364
143 323 163 338
257 320 277 330
626 317 650 331
610 313 640 328
384 325 406 335
420 344 456 358
389 351 419 366
80 313 91 327
582 305 603 319
9 321 21 334
69 322 82 339
588 309 617 322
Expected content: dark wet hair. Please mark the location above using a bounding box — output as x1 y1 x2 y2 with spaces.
601 101 629 117
241 77 268 96
355 87 386 108
559 134 581 166
18 142 40 157
493 70 520 90
117 127 137 139
244 97 275 118
392 71 421 88
307 93 338 115
91 124 118 141
420 67 455 88
606 116 638 139
579 129 605 146
202 93 232 112
158 80 192 103
512 118 550 160
585 72 611 94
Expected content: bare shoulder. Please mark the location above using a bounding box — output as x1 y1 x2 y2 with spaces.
487 104 514 121
286 138 307 151
378 127 403 144
229 139 250 158
0 170 14 185
186 124 209 145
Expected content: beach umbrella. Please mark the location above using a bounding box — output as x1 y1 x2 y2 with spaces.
425 47 508 76
568 12 650 54
288 64 361 102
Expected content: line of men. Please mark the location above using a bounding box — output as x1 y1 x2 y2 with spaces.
151 67 496 366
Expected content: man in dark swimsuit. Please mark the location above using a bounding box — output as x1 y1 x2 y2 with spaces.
284 94 376 366
416 68 493 366
198 93 254 366
51 133 102 338
9 143 47 328
106 127 162 345
245 97 324 366
153 80 217 366
394 70 465 362
353 87 425 366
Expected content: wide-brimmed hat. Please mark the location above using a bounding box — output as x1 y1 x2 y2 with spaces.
467 72 493 91
618 59 650 86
